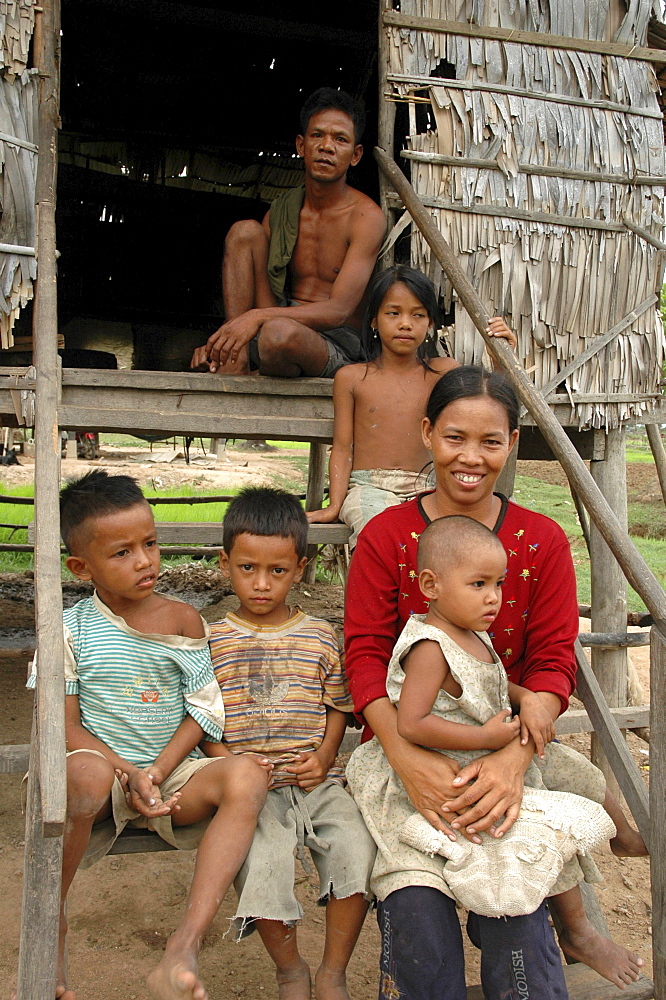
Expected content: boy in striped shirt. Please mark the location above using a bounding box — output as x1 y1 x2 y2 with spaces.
205 487 376 1000
28 470 270 1000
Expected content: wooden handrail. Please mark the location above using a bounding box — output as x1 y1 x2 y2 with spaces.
374 145 666 633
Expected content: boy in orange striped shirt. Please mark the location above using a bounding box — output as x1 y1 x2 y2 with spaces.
204 487 375 1000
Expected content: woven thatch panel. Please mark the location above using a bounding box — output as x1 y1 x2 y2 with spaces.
0 0 35 79
387 0 666 428
0 68 37 348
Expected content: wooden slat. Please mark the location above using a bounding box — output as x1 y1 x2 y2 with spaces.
382 10 666 63
574 641 650 848
26 521 352 547
556 705 650 734
578 632 650 648
466 963 654 999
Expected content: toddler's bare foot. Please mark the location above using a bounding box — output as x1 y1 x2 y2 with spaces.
558 924 643 989
276 958 311 1000
147 947 207 1000
315 965 351 1000
55 987 76 1000
610 827 649 858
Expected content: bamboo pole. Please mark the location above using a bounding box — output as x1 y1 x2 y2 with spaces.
374 145 666 632
16 0 64 995
400 150 666 187
646 424 666 506
377 0 397 264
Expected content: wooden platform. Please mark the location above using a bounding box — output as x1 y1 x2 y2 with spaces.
1 368 665 436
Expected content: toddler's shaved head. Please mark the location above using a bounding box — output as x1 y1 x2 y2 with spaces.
417 516 505 574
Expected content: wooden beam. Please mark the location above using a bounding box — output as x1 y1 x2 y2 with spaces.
400 149 666 187
386 191 628 234
650 626 666 999
574 641 650 847
304 443 328 585
388 72 663 120
556 705 650 735
374 146 666 634
382 11 666 63
590 429 628 797
30 0 66 838
466 963 654 999
578 632 650 648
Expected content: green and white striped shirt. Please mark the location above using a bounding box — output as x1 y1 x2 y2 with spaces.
28 592 224 768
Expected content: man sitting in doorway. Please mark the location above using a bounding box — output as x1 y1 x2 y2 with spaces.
190 87 386 377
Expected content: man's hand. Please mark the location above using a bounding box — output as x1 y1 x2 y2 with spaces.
190 311 263 373
284 749 334 791
305 507 342 524
479 709 521 749
125 766 182 818
517 693 556 759
442 740 532 838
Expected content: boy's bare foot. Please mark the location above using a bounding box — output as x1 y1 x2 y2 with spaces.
315 965 351 1000
558 924 644 989
610 827 649 858
276 958 311 1000
147 950 207 1000
55 910 76 999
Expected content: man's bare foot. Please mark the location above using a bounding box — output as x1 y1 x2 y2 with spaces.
610 826 649 858
276 958 311 1000
147 950 207 1000
314 965 351 1000
212 344 251 375
558 924 644 989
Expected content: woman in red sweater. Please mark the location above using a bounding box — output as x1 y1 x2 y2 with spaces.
344 366 644 999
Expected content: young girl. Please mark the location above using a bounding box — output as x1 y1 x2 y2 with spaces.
306 265 515 546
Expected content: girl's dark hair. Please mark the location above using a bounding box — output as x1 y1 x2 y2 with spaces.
223 486 308 559
360 265 443 367
425 366 519 432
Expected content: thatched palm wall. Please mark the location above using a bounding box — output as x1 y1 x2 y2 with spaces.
0 0 37 349
386 0 666 427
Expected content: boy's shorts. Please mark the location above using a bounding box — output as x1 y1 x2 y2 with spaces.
231 780 376 940
67 749 220 868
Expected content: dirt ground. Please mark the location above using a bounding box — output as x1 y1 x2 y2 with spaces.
0 445 656 998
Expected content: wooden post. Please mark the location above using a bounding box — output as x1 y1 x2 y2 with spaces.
373 146 666 631
16 715 64 999
17 0 65 995
303 442 327 584
650 626 666 999
378 0 397 264
646 424 666 506
495 442 518 498
590 429 628 797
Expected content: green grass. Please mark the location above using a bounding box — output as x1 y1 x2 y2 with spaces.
2 462 664 609
513 473 666 611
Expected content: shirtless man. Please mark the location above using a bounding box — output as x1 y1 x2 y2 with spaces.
190 88 386 377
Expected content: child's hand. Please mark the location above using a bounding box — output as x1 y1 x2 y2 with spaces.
486 317 517 351
479 709 521 749
126 767 182 817
517 694 556 759
284 749 333 791
306 507 341 524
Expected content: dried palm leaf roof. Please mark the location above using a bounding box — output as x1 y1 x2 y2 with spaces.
387 0 666 428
